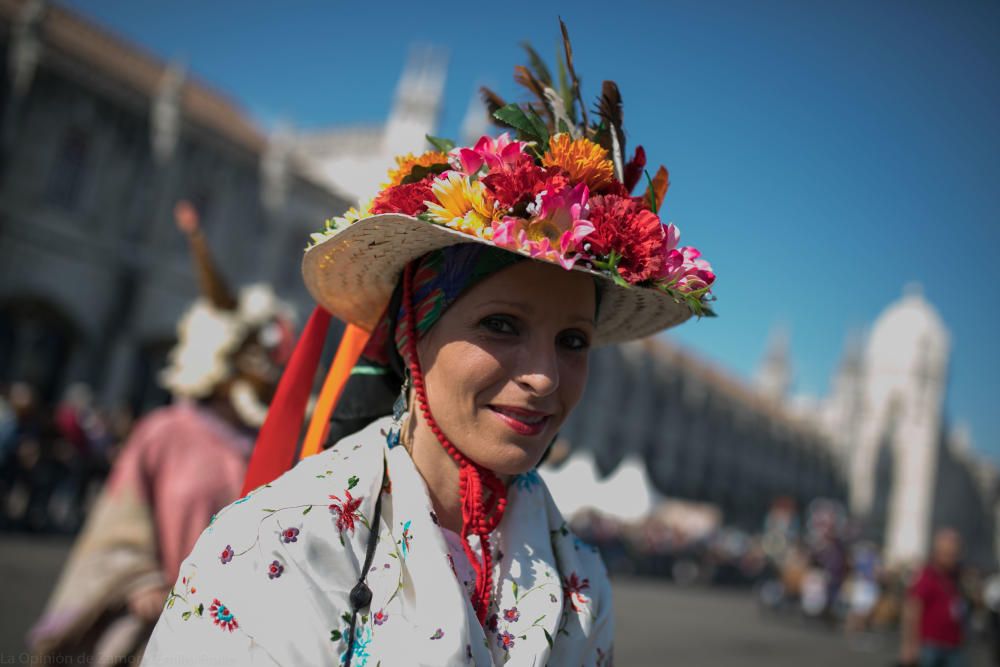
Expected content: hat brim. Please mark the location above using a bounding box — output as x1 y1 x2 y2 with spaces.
302 214 692 346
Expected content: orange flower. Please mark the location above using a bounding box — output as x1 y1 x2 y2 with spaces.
542 134 615 191
384 151 449 187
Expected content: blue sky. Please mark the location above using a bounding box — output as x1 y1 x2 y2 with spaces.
62 0 1000 460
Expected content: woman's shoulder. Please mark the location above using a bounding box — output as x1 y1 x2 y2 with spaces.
148 419 392 662
208 417 390 531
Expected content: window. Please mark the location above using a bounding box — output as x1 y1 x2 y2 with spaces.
46 127 89 209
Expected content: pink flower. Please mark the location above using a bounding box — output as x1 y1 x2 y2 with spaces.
451 133 528 175
492 183 594 269
660 228 715 294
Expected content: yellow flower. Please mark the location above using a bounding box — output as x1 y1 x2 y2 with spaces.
541 133 615 191
308 201 372 246
384 151 449 187
425 172 496 238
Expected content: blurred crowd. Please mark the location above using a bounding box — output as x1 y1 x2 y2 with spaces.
0 380 136 533
573 497 1000 663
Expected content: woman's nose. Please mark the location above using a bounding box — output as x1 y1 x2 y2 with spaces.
514 342 560 397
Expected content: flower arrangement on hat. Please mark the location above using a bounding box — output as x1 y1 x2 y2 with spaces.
311 23 715 318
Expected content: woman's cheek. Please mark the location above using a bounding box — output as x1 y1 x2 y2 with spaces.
560 355 589 411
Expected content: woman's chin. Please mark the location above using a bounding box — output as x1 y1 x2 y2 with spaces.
474 436 551 477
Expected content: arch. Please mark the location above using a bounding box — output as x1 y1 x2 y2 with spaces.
0 295 83 402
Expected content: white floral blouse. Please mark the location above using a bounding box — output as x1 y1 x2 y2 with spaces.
142 417 614 666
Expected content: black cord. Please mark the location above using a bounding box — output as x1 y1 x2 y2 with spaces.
343 464 385 667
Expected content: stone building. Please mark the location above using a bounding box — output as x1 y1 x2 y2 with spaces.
549 338 847 532
0 0 352 409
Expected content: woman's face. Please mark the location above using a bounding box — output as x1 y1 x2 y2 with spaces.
415 260 596 476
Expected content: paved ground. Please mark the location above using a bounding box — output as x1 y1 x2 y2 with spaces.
0 533 990 665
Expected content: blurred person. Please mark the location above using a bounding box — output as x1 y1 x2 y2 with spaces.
3 381 56 530
49 383 98 532
27 202 294 664
899 527 969 667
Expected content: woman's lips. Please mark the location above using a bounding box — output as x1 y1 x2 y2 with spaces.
488 405 551 436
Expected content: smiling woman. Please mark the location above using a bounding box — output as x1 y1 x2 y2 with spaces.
142 23 715 667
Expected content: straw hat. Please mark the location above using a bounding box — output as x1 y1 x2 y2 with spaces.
304 213 697 346
303 21 715 346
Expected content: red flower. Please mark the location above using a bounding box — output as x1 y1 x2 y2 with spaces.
586 194 667 283
370 177 435 216
209 598 239 632
563 572 591 612
328 490 363 535
480 156 546 209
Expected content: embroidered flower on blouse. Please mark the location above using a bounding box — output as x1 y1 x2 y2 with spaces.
328 490 364 535
267 560 284 579
486 613 499 632
430 628 444 640
219 545 234 564
502 606 520 623
497 631 516 651
373 609 388 626
400 520 413 556
563 572 591 612
209 598 238 632
280 527 299 544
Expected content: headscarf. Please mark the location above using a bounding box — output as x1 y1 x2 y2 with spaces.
326 243 521 446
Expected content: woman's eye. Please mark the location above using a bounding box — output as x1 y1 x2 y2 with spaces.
481 316 517 335
559 331 590 351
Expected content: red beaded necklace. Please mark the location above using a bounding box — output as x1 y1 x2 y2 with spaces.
402 262 508 625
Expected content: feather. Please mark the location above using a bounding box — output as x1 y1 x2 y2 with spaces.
521 42 553 87
556 51 576 124
514 65 554 127
479 86 514 128
644 165 670 214
559 18 589 133
545 86 580 138
595 81 626 181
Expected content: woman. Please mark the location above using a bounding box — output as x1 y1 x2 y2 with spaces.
143 27 715 666
28 203 293 664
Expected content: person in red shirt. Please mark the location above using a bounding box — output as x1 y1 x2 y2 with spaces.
899 527 968 667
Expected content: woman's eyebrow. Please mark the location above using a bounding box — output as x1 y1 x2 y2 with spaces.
477 299 533 314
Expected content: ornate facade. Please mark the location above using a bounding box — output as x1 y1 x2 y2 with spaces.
549 338 846 531
0 0 351 409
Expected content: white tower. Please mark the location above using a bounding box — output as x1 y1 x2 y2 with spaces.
755 325 792 400
382 45 447 156
292 46 448 205
822 329 866 466
850 285 949 565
